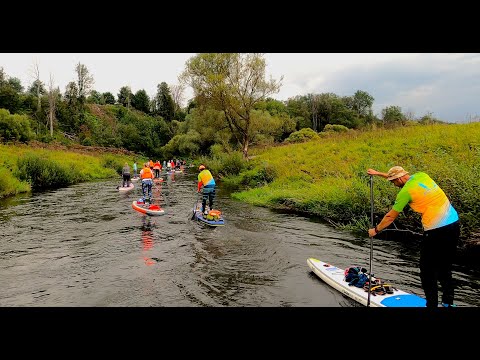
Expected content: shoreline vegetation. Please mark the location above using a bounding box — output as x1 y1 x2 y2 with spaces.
0 141 145 198
1 122 479 264
219 122 480 263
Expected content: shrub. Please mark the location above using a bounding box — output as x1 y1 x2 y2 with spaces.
284 128 320 143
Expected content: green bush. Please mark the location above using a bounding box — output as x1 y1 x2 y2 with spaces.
0 109 34 143
284 128 320 143
322 124 350 133
17 154 75 190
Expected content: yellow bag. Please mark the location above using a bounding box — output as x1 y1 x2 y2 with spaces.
206 209 221 220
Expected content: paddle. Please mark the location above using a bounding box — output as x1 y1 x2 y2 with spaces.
191 192 201 220
367 175 374 307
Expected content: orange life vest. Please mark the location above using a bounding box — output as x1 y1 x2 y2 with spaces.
141 167 154 179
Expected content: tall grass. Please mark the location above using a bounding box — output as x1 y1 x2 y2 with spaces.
0 144 142 198
231 123 480 245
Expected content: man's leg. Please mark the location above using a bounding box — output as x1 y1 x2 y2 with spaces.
209 188 216 210
202 190 208 214
420 233 439 308
438 222 460 306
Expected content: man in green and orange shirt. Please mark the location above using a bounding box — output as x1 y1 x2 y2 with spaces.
367 166 460 308
197 164 216 216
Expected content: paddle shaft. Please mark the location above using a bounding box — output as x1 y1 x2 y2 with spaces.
367 175 374 307
191 191 202 220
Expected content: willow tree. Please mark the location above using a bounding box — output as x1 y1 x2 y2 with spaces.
180 53 282 159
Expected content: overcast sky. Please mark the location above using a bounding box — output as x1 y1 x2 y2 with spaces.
1 53 479 123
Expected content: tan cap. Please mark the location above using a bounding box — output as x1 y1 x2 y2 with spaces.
387 166 409 181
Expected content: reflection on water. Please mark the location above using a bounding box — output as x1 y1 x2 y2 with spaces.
0 172 479 307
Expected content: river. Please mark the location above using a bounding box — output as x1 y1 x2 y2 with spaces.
1 169 478 307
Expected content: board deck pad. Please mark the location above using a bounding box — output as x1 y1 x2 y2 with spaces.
307 258 426 307
193 204 225 226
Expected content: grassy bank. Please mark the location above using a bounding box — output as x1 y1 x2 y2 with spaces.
0 143 145 198
227 122 480 249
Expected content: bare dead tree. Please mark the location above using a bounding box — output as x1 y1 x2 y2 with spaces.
169 83 185 118
47 74 59 137
27 60 43 115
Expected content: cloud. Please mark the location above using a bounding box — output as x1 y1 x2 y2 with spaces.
2 53 479 123
266 53 480 123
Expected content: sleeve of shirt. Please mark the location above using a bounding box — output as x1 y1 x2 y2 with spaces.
392 188 411 213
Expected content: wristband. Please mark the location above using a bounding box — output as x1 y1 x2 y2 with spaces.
374 225 379 234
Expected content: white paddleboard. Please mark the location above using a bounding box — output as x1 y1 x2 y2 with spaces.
118 183 135 192
307 258 426 307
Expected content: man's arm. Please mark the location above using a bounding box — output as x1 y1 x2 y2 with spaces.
367 168 389 179
368 209 400 237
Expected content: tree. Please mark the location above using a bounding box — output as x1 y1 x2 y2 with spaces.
307 93 320 131
0 67 7 86
7 77 23 93
29 61 43 113
117 86 133 108
102 92 115 104
180 53 282 158
75 62 94 105
28 80 46 97
87 90 103 104
65 81 79 106
169 83 185 119
47 74 59 136
381 105 405 127
352 90 374 117
132 89 150 113
155 82 175 121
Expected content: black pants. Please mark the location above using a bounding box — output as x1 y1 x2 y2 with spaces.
420 221 459 308
122 173 131 187
201 186 215 213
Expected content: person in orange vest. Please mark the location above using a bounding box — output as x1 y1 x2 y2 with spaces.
140 162 155 202
149 159 154 171
197 164 216 216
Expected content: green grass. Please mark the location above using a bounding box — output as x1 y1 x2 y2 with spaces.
231 123 480 245
0 143 145 198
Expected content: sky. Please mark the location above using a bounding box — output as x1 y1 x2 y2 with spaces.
1 53 479 123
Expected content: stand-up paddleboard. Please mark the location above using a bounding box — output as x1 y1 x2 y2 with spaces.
307 258 426 307
132 200 165 216
192 204 225 227
118 183 135 192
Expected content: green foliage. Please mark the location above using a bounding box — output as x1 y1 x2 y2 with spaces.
0 109 34 143
322 124 350 133
284 127 320 143
102 92 115 105
229 122 480 243
0 167 30 197
155 82 175 121
382 105 405 127
17 154 74 190
161 131 201 159
101 154 123 174
207 145 245 177
0 85 22 113
180 53 282 158
132 89 150 113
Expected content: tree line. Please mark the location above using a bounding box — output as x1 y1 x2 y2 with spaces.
0 54 446 160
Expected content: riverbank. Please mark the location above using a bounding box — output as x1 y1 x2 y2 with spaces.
225 122 480 259
0 142 144 198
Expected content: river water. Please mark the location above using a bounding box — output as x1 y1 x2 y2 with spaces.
1 170 478 307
